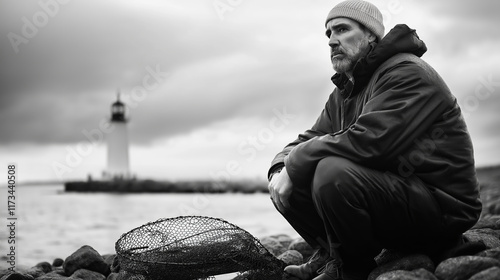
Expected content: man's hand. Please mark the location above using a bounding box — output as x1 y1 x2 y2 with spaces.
268 167 293 213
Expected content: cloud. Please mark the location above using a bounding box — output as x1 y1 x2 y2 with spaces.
0 1 239 94
0 0 334 145
120 49 330 145
424 0 500 21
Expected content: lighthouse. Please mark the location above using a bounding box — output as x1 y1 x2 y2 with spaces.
106 93 130 179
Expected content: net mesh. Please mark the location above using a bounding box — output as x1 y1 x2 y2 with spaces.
115 216 286 280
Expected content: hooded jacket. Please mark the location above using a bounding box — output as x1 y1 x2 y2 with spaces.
269 24 482 232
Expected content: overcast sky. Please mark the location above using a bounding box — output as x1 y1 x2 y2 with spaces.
1 0 499 183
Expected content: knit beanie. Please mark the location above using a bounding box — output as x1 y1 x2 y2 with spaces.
325 0 385 41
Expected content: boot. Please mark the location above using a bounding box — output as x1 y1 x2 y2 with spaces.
312 259 343 280
313 258 374 280
284 247 330 280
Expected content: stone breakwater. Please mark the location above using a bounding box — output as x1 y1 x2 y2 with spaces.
2 217 500 280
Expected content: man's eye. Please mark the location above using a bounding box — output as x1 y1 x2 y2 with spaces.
337 27 347 33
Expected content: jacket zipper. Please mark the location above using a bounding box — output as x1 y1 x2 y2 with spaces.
340 98 347 130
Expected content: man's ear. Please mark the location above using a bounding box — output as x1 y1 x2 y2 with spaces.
368 32 377 43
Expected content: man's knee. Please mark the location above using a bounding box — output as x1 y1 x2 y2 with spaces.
314 156 356 182
312 157 363 205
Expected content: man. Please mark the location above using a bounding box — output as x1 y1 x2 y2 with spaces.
267 1 482 279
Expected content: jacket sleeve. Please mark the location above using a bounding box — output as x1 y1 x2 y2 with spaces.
267 94 338 180
284 62 451 185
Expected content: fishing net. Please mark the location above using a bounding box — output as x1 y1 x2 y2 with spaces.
115 216 286 280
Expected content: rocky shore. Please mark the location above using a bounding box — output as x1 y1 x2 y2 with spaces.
2 215 500 280
261 216 500 280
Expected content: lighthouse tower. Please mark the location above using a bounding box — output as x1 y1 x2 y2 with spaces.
106 93 130 179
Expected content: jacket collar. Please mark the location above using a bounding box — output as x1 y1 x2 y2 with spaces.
331 24 427 96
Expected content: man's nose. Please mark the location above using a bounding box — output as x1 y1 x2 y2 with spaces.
329 35 339 48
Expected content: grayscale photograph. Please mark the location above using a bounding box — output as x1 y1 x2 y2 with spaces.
1 1 500 279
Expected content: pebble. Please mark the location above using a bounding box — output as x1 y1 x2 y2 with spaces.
52 258 64 268
0 273 34 280
70 269 106 280
260 236 287 257
464 231 500 249
269 234 293 249
63 245 110 277
277 250 303 265
287 237 315 260
435 256 500 280
368 254 434 280
36 270 67 280
375 268 437 280
477 247 500 261
469 266 500 280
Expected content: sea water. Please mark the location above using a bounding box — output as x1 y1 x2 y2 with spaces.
0 184 297 278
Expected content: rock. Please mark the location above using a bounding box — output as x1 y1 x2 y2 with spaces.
472 216 500 230
25 262 52 279
0 270 12 279
409 268 438 280
7 266 30 275
468 266 500 280
375 268 437 280
486 200 500 216
467 228 500 239
288 237 315 260
110 255 120 273
33 262 52 273
36 269 68 280
102 255 116 268
277 250 303 265
269 234 293 249
434 256 500 280
476 247 500 261
368 254 435 280
70 269 105 280
260 236 286 257
63 245 111 276
24 270 43 279
463 231 500 249
0 273 34 280
0 267 30 279
53 258 65 267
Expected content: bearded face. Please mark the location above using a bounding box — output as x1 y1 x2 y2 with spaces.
326 18 375 74
330 37 371 73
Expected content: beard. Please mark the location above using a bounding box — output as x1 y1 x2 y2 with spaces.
331 38 371 74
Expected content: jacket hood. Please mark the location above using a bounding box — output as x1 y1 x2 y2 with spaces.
332 24 427 91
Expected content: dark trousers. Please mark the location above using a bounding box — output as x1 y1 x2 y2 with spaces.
274 156 461 269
